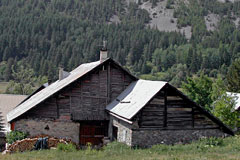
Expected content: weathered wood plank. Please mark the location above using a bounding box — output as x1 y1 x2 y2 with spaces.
140 121 164 126
168 108 192 112
142 112 164 116
141 116 164 121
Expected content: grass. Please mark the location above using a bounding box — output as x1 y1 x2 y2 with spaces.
0 82 8 93
1 136 240 160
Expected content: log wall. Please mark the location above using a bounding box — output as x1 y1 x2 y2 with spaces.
138 86 219 130
24 97 58 119
20 62 135 121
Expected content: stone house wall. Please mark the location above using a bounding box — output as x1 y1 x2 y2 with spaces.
14 119 80 144
110 116 133 146
132 129 227 147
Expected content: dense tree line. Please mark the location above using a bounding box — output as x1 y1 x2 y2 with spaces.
0 0 239 91
182 73 240 129
0 0 185 83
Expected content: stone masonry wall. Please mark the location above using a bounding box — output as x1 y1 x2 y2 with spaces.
111 117 132 146
14 119 80 144
132 129 227 147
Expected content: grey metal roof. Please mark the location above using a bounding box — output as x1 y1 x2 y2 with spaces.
227 92 240 110
0 94 27 132
106 79 167 120
7 60 103 122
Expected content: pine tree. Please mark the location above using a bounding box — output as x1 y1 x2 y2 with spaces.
227 58 240 92
4 58 14 81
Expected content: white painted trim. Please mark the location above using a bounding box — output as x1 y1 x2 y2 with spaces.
109 112 133 124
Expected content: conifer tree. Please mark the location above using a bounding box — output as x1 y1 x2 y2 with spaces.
227 58 240 92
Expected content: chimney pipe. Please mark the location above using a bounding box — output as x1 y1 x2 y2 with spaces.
100 40 108 62
48 79 52 85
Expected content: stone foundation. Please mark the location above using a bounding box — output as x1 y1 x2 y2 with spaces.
109 116 228 148
14 119 80 144
132 129 227 147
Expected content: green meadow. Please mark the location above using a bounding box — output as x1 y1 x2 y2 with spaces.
1 136 240 160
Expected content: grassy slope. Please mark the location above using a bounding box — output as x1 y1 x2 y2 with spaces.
1 136 240 160
0 82 8 94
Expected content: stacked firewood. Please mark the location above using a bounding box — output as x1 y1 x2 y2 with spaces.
3 135 73 154
7 138 38 153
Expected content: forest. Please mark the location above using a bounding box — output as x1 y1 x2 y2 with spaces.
0 0 239 94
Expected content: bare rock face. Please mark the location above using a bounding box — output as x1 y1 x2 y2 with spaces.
138 0 192 39
122 0 240 38
204 14 220 31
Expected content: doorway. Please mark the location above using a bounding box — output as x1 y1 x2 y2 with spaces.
79 121 108 145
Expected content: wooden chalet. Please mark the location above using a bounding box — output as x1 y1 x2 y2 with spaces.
7 49 234 147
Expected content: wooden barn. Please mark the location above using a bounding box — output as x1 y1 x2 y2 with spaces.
7 49 234 147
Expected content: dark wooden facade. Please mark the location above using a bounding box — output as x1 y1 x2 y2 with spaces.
19 61 136 121
137 84 225 131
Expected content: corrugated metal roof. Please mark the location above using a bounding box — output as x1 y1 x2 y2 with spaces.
7 60 103 122
106 80 167 120
0 94 27 132
227 92 240 110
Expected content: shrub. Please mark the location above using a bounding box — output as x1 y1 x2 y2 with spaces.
205 137 224 147
6 131 28 144
85 142 98 155
196 137 224 150
57 143 76 152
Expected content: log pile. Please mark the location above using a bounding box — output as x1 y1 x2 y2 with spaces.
4 135 73 154
7 138 38 153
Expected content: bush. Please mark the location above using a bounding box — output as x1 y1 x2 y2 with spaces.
6 131 28 144
57 143 76 152
205 137 224 147
198 137 224 148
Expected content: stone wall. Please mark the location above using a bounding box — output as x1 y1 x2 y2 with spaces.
14 119 80 144
132 129 227 147
111 116 132 146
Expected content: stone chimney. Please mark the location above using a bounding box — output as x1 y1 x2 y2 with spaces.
59 67 64 80
59 67 70 80
100 40 108 62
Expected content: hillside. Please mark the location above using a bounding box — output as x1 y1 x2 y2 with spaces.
0 0 240 92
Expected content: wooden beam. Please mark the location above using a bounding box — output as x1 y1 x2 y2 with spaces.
107 63 111 103
123 72 125 89
80 81 83 108
192 107 194 128
109 112 133 124
56 97 59 118
98 70 100 109
70 96 72 116
164 87 167 127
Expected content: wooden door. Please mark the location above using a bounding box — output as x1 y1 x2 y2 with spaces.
113 126 118 141
79 123 106 145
